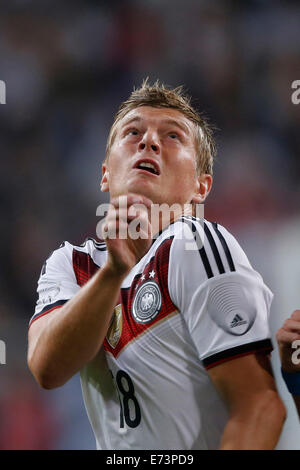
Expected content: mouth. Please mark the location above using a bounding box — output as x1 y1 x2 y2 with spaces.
133 159 160 176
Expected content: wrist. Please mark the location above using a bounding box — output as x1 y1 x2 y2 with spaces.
281 368 300 395
101 261 130 281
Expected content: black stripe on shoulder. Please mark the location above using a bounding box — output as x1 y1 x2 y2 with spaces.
152 220 177 242
151 234 175 250
202 339 273 370
204 223 225 275
211 222 235 272
74 237 107 251
182 215 197 221
182 218 214 279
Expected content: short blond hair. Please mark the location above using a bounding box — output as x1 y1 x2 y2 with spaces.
105 79 216 175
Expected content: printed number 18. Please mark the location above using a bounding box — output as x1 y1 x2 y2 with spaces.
110 369 141 429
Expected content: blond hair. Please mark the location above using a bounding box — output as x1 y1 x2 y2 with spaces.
105 79 216 175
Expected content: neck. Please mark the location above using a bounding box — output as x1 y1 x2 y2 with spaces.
150 202 194 238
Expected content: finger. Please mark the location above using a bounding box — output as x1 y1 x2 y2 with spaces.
107 205 137 226
109 196 153 222
131 222 152 239
127 212 151 240
106 208 130 224
276 328 300 345
136 219 153 240
110 194 153 211
282 319 300 333
107 208 148 228
104 220 129 239
110 195 129 209
106 209 151 238
139 227 153 239
291 310 300 321
128 204 149 221
126 193 153 210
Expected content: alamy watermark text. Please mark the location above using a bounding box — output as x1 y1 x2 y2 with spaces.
0 80 6 104
96 198 205 251
291 340 300 365
291 80 300 105
0 340 6 365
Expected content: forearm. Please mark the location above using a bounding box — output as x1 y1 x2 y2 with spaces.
220 391 286 450
28 264 125 388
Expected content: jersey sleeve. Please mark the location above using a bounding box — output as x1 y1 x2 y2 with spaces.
168 218 273 370
29 241 80 327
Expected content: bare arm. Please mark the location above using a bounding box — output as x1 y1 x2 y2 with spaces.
28 265 125 389
28 194 152 389
209 352 286 449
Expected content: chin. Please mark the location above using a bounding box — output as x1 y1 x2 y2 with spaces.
126 180 157 199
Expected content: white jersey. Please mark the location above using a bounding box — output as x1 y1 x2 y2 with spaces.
30 217 273 450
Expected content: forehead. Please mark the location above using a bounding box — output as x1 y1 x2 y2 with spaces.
116 106 195 134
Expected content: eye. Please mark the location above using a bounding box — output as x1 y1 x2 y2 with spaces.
168 132 179 139
127 128 139 136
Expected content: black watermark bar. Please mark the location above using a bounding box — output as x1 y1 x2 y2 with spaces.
0 451 293 462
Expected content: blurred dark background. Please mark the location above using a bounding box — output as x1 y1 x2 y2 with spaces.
0 0 299 449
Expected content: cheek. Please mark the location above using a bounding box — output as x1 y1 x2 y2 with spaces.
108 146 127 172
173 154 197 179
172 157 197 191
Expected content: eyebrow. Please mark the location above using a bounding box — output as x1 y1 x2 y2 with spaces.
121 116 142 128
160 119 190 135
121 116 190 135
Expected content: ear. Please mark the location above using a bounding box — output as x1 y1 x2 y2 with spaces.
101 163 109 192
191 174 213 204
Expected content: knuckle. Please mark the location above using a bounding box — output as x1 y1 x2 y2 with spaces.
128 205 138 217
282 321 288 330
276 329 282 341
284 319 292 329
139 211 149 222
292 310 300 319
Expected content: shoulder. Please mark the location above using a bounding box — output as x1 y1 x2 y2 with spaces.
40 240 73 275
72 237 107 252
42 237 107 272
169 216 252 280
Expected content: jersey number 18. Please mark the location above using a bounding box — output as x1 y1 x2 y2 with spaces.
111 369 141 429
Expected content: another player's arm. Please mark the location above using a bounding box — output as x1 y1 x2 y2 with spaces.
28 194 152 389
276 310 300 417
209 352 286 450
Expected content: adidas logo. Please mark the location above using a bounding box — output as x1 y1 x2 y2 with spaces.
230 314 247 328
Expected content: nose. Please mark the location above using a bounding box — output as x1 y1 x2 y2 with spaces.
138 130 160 154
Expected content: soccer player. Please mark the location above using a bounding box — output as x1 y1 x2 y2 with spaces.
28 81 286 449
277 310 300 418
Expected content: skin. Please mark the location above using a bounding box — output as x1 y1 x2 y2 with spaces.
100 106 213 273
276 310 300 417
277 310 300 373
101 106 212 236
210 353 286 449
28 105 285 449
